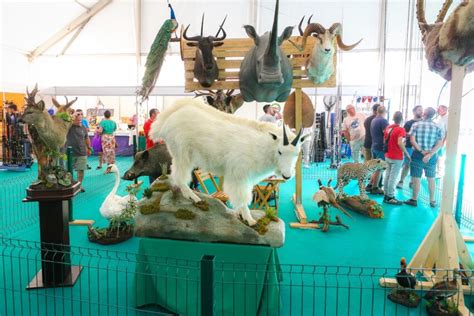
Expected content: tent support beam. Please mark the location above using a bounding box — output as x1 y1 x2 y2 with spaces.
134 0 142 66
59 17 91 56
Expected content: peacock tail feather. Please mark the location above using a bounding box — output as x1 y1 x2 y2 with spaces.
138 19 176 101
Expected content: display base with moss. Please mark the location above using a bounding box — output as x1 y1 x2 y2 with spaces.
135 190 285 247
337 195 384 218
426 299 459 316
88 224 134 245
387 288 420 308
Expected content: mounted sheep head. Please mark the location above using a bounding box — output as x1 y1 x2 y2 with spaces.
416 0 474 80
296 17 362 84
239 0 294 102
183 14 227 88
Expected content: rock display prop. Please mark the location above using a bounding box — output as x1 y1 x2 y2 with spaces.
135 180 285 247
337 195 384 218
387 288 420 308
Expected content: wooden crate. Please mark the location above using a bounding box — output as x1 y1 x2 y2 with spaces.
180 27 337 92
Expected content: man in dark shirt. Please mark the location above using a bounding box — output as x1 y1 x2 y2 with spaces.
368 105 389 194
363 103 380 161
66 110 92 192
397 105 423 189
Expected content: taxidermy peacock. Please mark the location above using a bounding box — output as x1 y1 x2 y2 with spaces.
138 4 178 102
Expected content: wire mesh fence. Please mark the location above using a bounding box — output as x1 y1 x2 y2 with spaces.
1 236 473 316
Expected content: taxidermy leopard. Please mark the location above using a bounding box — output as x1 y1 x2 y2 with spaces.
335 159 388 199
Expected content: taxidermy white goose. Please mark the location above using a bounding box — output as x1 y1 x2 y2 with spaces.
100 164 137 219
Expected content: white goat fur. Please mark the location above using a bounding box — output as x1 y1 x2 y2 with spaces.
306 35 335 84
150 98 307 226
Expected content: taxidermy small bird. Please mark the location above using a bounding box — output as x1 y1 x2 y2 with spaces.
396 257 417 289
313 179 352 218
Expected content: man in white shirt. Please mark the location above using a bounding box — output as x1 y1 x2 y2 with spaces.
259 104 277 123
342 104 366 163
436 105 448 177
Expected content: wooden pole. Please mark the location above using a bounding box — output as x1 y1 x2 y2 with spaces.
295 88 303 204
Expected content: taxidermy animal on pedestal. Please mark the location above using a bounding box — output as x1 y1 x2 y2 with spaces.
416 0 474 80
150 98 309 226
183 14 227 88
239 0 294 102
295 16 362 84
19 85 77 180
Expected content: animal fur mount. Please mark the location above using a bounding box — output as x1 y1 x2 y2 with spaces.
335 159 387 200
194 89 245 114
294 16 362 84
183 14 227 88
149 98 310 226
20 85 77 180
239 0 294 102
416 0 474 80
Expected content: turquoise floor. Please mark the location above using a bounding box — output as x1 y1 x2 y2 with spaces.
1 156 473 315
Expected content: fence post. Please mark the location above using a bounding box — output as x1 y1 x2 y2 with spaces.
132 135 138 185
455 154 467 227
200 255 215 316
66 146 74 222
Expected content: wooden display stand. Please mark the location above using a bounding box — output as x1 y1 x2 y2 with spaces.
379 65 472 315
181 31 336 229
24 182 82 289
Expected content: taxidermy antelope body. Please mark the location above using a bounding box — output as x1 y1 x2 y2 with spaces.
416 0 474 80
194 89 244 114
20 86 77 178
239 0 294 102
297 16 362 84
150 98 309 226
183 15 227 88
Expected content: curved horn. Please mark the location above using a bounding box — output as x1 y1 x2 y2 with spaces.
298 16 305 35
182 24 201 41
301 23 326 49
212 15 227 41
318 179 323 187
436 0 453 23
200 13 204 37
327 178 332 186
52 97 61 109
307 14 313 24
416 0 427 33
65 97 78 108
329 23 362 51
291 128 302 146
283 125 289 146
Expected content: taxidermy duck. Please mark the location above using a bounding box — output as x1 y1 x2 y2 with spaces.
313 179 352 218
396 257 417 289
100 164 137 219
424 268 460 301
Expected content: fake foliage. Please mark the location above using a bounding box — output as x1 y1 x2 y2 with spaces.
54 111 72 122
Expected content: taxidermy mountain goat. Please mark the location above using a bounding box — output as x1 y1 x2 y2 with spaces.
150 98 309 226
416 0 474 80
20 85 77 179
295 16 362 84
239 0 294 102
183 14 227 88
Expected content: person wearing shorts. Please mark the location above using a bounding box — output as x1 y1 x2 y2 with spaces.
404 107 444 208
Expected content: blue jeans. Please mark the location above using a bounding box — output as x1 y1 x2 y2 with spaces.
383 158 404 197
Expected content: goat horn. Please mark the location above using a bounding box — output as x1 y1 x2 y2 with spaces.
416 0 428 33
283 125 289 146
52 97 61 109
436 0 453 23
329 23 362 51
182 24 201 41
327 178 332 186
291 128 302 146
307 14 313 24
298 16 305 36
301 23 326 50
66 97 78 108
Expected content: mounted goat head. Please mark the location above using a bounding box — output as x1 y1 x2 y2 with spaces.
296 16 362 84
239 0 294 102
183 14 227 88
416 0 474 80
194 89 245 114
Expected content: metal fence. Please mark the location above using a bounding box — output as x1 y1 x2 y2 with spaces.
1 236 473 316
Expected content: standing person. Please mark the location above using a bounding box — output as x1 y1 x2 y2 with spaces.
397 105 423 189
66 110 92 192
435 105 448 178
363 103 381 161
98 110 117 167
367 105 389 194
75 109 92 169
342 104 366 163
259 104 277 123
404 107 444 208
143 108 162 184
383 111 411 204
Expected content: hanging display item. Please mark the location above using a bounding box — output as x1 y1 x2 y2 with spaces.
283 90 315 129
193 89 245 114
239 0 294 102
416 0 474 80
182 14 227 88
292 16 362 84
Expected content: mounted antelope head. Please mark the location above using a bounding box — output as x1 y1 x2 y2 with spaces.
239 0 294 102
194 89 244 114
183 14 227 88
295 16 362 84
416 0 474 80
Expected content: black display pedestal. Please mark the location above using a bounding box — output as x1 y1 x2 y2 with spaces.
23 181 82 290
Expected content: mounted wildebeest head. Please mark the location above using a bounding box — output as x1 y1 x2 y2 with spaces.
239 0 294 102
183 14 227 88
296 16 362 84
194 89 245 114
